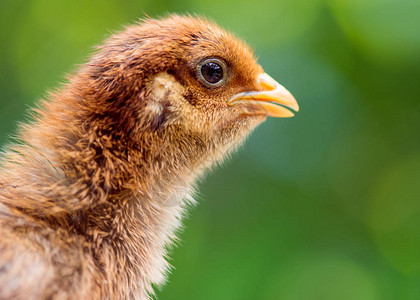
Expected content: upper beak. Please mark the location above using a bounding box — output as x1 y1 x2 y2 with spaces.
227 73 299 118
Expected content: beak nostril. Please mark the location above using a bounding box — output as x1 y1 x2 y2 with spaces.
257 73 277 91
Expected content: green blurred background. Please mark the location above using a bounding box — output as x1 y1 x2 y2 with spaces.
1 0 420 299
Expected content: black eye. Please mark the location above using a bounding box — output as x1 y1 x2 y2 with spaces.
201 62 223 83
197 58 227 87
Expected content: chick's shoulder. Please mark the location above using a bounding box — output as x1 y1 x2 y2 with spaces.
0 15 298 300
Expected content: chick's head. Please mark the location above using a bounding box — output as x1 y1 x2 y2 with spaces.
84 15 298 160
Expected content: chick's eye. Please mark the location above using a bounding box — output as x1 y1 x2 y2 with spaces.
201 62 223 84
197 58 227 87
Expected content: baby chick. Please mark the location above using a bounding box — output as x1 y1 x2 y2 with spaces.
0 15 298 300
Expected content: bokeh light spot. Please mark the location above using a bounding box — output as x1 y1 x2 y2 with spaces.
263 252 380 300
369 155 420 274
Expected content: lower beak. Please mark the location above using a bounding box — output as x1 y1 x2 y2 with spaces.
227 73 299 118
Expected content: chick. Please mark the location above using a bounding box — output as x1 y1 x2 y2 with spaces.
0 15 298 299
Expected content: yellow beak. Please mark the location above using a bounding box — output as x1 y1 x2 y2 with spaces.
227 73 299 118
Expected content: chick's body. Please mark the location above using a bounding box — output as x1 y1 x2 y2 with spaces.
0 16 298 299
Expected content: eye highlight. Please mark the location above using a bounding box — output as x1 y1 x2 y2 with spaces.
197 58 227 87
